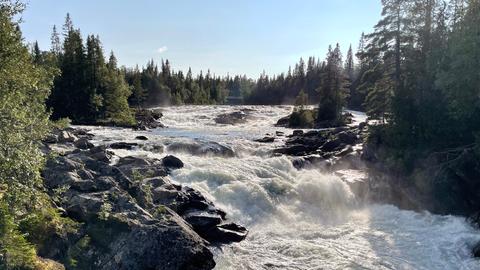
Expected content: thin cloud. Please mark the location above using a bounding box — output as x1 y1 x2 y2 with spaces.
157 46 168 54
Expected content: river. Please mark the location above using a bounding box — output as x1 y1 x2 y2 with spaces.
82 105 480 270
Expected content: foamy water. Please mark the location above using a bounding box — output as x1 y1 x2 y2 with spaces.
80 105 480 270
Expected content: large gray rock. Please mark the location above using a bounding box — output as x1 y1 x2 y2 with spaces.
162 155 184 169
167 141 235 157
214 111 248 125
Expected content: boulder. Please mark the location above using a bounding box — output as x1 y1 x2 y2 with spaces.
320 138 342 152
214 111 248 125
135 135 149 141
473 242 480 258
292 130 304 136
275 116 290 127
254 137 275 143
135 109 166 130
162 155 184 169
109 142 139 150
337 131 358 145
74 137 94 149
167 141 235 157
274 144 310 156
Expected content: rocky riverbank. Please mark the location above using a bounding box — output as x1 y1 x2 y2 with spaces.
39 127 247 269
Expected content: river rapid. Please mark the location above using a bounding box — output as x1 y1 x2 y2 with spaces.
81 105 480 270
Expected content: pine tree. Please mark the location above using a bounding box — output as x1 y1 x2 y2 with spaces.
103 52 135 126
50 25 61 55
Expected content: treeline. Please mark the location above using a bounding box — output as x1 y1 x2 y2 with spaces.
123 61 255 107
33 14 134 125
360 0 479 155
245 44 359 110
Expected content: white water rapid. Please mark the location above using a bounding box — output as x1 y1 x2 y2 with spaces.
81 105 480 270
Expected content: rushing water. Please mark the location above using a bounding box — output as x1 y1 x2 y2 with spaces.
82 105 480 270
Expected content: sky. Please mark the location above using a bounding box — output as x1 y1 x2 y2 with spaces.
20 0 382 78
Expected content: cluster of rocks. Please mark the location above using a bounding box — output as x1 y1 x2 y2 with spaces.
40 128 246 270
134 108 166 130
274 125 365 161
275 110 353 129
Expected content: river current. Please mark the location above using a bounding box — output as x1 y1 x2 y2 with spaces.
82 105 480 270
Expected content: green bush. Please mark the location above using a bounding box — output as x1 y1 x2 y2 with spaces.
289 109 316 128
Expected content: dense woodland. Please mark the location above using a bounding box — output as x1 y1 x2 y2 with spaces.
1 0 480 268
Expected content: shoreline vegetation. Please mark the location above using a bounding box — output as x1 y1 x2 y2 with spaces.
1 0 480 269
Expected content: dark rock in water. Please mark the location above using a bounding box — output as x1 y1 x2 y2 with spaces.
207 223 248 243
142 144 164 153
135 108 166 130
473 242 480 258
468 211 480 228
255 137 275 143
74 137 94 149
135 135 148 141
167 141 235 157
214 111 248 125
109 142 138 150
184 211 223 230
276 131 285 136
275 116 290 127
274 144 310 156
162 155 184 169
320 139 342 152
292 130 304 136
150 108 163 120
337 131 358 145
292 158 307 170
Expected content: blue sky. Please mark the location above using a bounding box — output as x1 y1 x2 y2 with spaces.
20 0 382 78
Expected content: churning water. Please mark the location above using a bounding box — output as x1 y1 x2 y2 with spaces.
83 106 480 270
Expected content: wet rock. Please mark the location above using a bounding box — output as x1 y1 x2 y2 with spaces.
167 141 235 157
162 155 184 169
292 130 304 136
276 131 285 136
74 137 94 149
255 137 275 143
337 131 358 145
135 135 149 141
184 212 223 230
109 142 139 150
275 116 290 127
214 111 248 125
135 109 166 130
274 144 310 156
141 144 164 153
473 242 480 258
320 139 342 152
